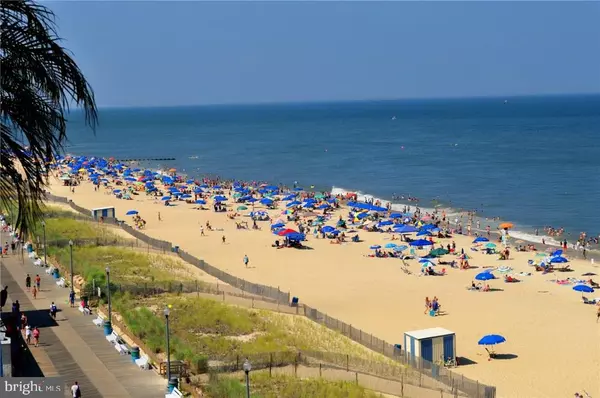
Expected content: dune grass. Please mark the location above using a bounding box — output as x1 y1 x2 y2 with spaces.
114 294 403 376
206 372 383 398
49 245 198 287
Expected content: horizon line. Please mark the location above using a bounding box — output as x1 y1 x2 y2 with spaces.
91 92 600 111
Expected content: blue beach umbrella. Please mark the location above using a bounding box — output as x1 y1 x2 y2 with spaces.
356 212 369 220
550 256 568 263
282 195 296 201
409 239 433 247
478 335 506 346
161 196 171 201
287 232 305 241
321 226 335 233
195 199 206 205
393 245 408 252
126 210 138 216
384 243 397 249
180 194 192 199
416 230 432 237
113 189 121 194
271 222 285 229
394 225 418 234
378 220 393 227
572 285 594 293
389 213 403 219
260 198 274 205
287 201 301 207
317 204 330 210
213 185 222 189
214 195 227 202
186 179 195 184
475 272 495 281
473 237 489 243
551 249 563 257
370 245 381 250
421 261 436 267
246 198 258 203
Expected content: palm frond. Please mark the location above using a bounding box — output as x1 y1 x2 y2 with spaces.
0 0 98 235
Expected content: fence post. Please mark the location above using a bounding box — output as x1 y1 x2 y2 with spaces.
355 372 358 385
196 280 199 298
252 297 254 308
346 354 349 372
476 381 480 398
401 372 404 397
222 291 225 302
269 353 273 377
319 363 322 378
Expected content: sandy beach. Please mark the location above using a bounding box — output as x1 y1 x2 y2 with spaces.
47 171 600 398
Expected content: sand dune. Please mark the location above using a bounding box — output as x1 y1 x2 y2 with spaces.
48 176 600 398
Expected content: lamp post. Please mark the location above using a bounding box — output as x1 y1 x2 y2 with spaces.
105 267 112 334
243 358 251 398
164 306 171 383
69 240 74 294
41 221 47 266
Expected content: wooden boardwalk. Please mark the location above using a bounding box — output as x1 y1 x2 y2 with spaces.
0 255 165 398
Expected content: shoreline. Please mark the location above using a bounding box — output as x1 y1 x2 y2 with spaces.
44 159 600 398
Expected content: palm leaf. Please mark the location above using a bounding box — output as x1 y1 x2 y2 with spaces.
0 0 97 235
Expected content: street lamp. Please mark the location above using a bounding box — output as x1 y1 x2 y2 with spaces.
243 358 252 398
69 240 74 294
105 267 112 334
164 306 171 384
41 220 47 266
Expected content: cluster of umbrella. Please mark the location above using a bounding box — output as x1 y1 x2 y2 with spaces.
270 225 306 242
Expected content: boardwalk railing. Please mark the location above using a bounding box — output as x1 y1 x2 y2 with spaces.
44 192 496 397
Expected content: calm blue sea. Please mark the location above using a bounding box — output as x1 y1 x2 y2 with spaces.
64 95 600 243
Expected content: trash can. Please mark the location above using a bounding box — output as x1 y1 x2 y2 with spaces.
103 320 113 336
167 377 178 393
130 346 140 363
52 268 60 279
27 243 33 253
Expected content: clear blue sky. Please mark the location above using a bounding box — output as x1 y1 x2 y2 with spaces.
48 1 600 108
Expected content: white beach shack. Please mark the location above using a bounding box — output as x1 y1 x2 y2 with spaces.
404 327 456 366
91 206 115 220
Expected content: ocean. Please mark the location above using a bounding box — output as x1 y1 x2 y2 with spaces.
63 94 600 245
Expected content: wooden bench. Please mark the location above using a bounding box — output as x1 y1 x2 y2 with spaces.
165 387 183 398
92 314 104 326
56 277 66 288
106 331 130 355
135 355 150 370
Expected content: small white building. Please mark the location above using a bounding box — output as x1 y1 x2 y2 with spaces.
404 327 456 365
91 206 115 220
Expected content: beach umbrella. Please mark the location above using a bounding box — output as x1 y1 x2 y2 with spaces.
294 187 304 191
282 195 296 201
378 220 394 227
287 232 305 241
356 212 369 220
420 224 437 231
416 230 432 237
278 228 298 236
321 226 335 233
260 198 274 205
126 210 138 216
161 196 171 201
369 245 381 250
186 179 195 184
389 213 403 219
478 335 506 346
370 205 388 212
475 272 495 281
317 204 330 210
409 239 433 247
180 194 192 199
485 243 497 249
499 222 513 229
393 245 408 252
419 258 435 264
271 222 285 229
429 248 449 257
113 189 121 193
195 199 206 205
572 285 594 293
384 243 397 249
237 205 248 211
327 198 337 203
473 237 489 243
394 225 418 234
551 249 563 257
287 201 301 207
550 256 568 263
214 195 227 202
421 261 436 268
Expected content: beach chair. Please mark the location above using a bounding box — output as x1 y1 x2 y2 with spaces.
485 347 497 359
56 277 66 288
582 297 598 305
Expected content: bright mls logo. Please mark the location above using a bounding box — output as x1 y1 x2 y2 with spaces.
1 378 63 397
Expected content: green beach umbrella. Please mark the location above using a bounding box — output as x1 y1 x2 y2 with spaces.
430 248 449 257
237 205 248 211
485 243 497 248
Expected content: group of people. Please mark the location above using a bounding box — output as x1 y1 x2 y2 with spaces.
424 296 442 315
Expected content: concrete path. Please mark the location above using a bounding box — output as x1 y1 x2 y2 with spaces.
0 254 165 398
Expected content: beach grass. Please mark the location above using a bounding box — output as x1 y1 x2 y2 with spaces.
113 294 403 375
48 245 199 287
205 372 383 398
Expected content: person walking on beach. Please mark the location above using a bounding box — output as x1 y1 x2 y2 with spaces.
25 274 31 291
25 325 32 345
222 235 226 244
158 212 162 222
35 274 41 290
596 304 600 323
200 225 205 236
32 285 37 299
243 254 249 268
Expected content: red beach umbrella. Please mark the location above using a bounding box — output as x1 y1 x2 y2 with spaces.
278 228 298 236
